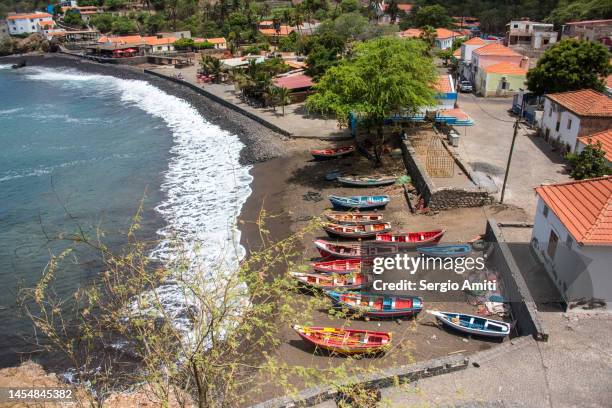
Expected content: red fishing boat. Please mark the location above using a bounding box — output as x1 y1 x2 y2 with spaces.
325 211 384 225
375 229 445 247
311 145 355 160
290 271 368 290
292 325 392 354
312 259 361 274
323 222 391 239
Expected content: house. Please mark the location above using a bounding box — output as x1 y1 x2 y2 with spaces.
293 21 320 35
531 176 612 309
144 36 176 53
512 88 544 124
61 6 102 24
453 16 480 31
434 74 457 109
576 129 612 167
36 20 58 37
562 19 612 49
475 61 528 97
202 37 227 49
459 37 488 62
6 12 53 35
505 19 557 50
259 25 294 37
398 27 464 49
541 89 612 153
97 35 177 54
467 43 523 83
272 73 314 103
377 2 414 24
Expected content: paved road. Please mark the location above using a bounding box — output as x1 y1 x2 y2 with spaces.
455 93 570 219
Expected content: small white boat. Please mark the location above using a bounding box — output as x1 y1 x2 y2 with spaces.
428 311 510 338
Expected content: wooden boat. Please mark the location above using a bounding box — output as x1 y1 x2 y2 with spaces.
417 244 472 258
315 239 400 260
327 291 423 318
312 259 361 274
292 325 391 354
337 175 396 187
311 145 355 160
323 222 391 239
375 229 444 248
325 212 384 225
429 311 510 338
290 271 368 290
329 195 390 210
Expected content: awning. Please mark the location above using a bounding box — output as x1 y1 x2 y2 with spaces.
435 108 474 126
124 48 136 53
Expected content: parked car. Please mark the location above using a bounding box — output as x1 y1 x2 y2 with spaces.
459 80 473 92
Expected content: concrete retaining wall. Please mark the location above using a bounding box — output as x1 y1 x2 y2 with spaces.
400 138 492 211
250 354 468 408
485 219 549 341
143 69 292 137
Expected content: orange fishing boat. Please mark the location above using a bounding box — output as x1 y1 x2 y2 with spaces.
325 211 384 225
311 145 355 160
323 222 391 239
312 258 361 274
375 229 445 247
292 325 392 354
290 271 368 290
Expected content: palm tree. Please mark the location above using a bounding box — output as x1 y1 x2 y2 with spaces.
276 86 291 116
200 55 223 82
420 25 437 51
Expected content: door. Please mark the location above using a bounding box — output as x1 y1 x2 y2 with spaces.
547 230 558 259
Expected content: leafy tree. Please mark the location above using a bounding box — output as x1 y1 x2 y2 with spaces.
174 37 195 50
89 14 114 33
200 55 223 82
276 86 291 115
420 25 437 50
63 10 84 27
105 0 127 10
547 0 612 25
526 39 610 95
111 16 138 34
306 37 437 165
144 13 166 34
386 0 401 24
340 0 360 13
566 140 611 180
413 5 452 28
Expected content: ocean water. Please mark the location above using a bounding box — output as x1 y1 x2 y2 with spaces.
0 64 252 367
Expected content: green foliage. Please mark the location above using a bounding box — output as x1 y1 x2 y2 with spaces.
63 10 84 28
193 41 214 50
111 16 138 34
105 0 127 10
413 5 452 28
173 38 194 50
526 39 610 95
547 0 612 25
278 31 299 52
340 0 360 13
566 141 611 180
89 13 114 33
200 55 223 82
306 37 437 163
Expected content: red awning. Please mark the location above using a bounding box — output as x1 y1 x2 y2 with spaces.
124 48 136 53
113 49 124 53
273 74 314 90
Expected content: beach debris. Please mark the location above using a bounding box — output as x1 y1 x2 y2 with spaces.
448 349 466 355
303 191 322 202
473 362 481 368
462 338 469 343
325 170 341 181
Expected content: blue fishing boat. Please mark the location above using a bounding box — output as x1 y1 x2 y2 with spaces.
417 244 472 258
327 291 423 318
329 195 390 210
428 311 510 338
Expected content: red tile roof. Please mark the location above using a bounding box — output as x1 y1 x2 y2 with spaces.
259 26 293 36
435 74 454 93
606 74 612 88
7 12 51 20
144 36 176 46
438 108 470 121
473 43 520 56
546 89 612 117
382 3 414 12
453 48 462 57
435 28 463 39
273 74 314 90
483 61 527 75
578 129 612 162
464 37 487 45
535 176 612 245
398 28 422 38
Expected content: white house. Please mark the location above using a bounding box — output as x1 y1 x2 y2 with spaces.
506 19 557 50
460 37 487 62
6 12 53 35
531 176 612 309
576 129 612 167
435 28 464 50
541 89 612 154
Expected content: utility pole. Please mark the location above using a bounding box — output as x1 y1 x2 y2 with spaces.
500 98 525 204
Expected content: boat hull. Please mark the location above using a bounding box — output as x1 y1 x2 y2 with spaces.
417 244 472 258
329 195 390 210
430 311 510 338
337 176 396 187
375 229 445 248
328 291 423 318
311 146 355 160
312 259 361 274
325 212 384 225
323 222 392 239
292 325 391 354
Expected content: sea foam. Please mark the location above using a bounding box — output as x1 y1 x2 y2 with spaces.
23 67 253 334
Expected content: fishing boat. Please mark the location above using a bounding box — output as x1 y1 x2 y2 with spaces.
329 195 390 210
292 325 392 354
337 175 396 187
428 311 511 338
315 239 400 260
311 145 355 160
375 229 444 248
290 271 368 290
325 212 384 225
323 222 391 239
417 244 472 258
327 291 423 318
312 259 361 274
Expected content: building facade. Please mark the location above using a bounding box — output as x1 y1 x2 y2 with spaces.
540 89 612 153
506 19 558 50
475 61 527 97
6 12 53 35
562 19 612 49
531 177 612 309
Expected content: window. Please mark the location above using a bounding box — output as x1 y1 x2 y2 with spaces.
549 107 552 116
566 234 573 249
567 119 572 129
555 121 560 131
547 230 559 259
543 205 549 218
514 24 518 28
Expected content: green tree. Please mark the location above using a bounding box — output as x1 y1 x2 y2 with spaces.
174 37 195 50
413 5 452 28
63 10 84 27
547 0 612 25
566 141 611 180
526 39 610 95
89 14 114 33
340 0 360 13
306 37 437 165
200 55 223 82
420 25 437 50
276 86 291 115
111 16 138 34
386 0 400 24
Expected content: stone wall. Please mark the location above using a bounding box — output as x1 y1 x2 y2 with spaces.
485 219 549 341
400 138 493 211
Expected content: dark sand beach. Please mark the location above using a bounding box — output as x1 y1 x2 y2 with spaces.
2 53 530 405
